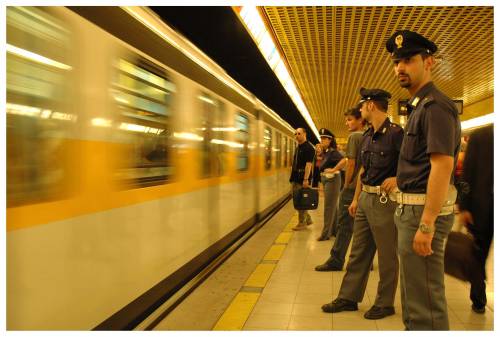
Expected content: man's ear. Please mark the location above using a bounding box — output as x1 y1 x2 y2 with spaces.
425 55 435 71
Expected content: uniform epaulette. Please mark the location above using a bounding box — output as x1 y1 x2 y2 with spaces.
422 95 435 107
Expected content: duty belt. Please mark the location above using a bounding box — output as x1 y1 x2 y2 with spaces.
361 185 396 204
394 186 457 216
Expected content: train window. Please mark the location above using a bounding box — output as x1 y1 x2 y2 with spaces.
212 98 227 177
198 93 226 178
275 131 282 169
112 58 175 187
264 127 272 170
235 113 250 171
283 135 288 167
289 139 295 167
6 7 76 207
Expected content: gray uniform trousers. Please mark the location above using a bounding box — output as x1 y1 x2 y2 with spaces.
338 191 399 307
395 204 454 330
319 174 342 239
292 182 312 225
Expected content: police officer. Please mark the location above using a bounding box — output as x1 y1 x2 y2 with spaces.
317 128 344 241
386 30 461 330
322 88 403 320
290 127 316 230
315 105 365 271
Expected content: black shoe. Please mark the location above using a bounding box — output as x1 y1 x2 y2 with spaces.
315 262 342 271
317 236 329 241
471 304 486 314
363 305 395 319
322 298 358 313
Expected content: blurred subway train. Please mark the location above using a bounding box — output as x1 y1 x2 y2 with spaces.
6 6 297 330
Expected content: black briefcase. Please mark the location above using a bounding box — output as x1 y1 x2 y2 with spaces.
293 187 319 210
444 231 480 282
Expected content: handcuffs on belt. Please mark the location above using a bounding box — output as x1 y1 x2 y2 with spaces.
376 186 388 204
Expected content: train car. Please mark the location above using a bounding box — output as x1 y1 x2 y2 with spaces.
6 6 296 330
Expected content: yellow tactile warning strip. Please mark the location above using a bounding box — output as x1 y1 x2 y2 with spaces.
263 244 286 261
244 264 276 288
212 214 297 330
212 292 261 330
275 232 293 244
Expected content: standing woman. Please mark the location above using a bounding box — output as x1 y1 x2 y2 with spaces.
318 128 345 241
312 144 323 188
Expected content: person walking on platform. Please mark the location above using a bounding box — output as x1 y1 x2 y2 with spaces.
457 124 493 314
386 30 461 330
289 127 316 230
321 88 403 320
315 106 365 271
317 128 345 241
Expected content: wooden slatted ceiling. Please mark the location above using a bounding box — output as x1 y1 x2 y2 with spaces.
263 6 493 138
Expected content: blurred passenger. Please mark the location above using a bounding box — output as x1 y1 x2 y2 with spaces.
322 88 403 320
312 143 323 188
289 127 316 230
387 30 461 330
454 139 467 183
315 105 365 271
457 124 493 314
317 128 344 241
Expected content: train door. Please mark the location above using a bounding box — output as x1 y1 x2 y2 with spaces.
198 92 227 243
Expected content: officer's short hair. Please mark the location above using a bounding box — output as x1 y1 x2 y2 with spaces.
372 100 389 112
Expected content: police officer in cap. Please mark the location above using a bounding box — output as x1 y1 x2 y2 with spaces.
317 128 344 241
387 30 461 330
322 88 403 320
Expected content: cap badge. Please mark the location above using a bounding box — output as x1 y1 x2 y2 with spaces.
395 34 403 49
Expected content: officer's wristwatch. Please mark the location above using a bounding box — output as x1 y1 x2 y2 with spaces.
418 222 434 234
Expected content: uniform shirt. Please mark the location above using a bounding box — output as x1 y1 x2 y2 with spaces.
345 131 364 189
360 117 404 186
396 81 461 193
290 141 315 183
319 147 344 173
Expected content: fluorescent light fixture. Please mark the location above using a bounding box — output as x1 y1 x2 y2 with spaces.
91 118 113 128
198 95 215 105
6 103 76 121
173 132 204 141
7 43 72 70
122 7 296 136
461 113 494 131
212 127 240 132
236 6 320 140
210 139 244 148
119 122 163 134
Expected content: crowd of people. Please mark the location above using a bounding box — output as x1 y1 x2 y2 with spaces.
289 29 493 331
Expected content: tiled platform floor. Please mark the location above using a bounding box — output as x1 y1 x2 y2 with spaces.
156 196 494 331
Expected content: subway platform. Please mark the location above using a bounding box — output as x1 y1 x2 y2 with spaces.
154 194 494 331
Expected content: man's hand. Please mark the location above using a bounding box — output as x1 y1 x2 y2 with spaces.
459 210 474 226
348 200 358 217
302 180 310 188
381 177 397 194
413 230 434 256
